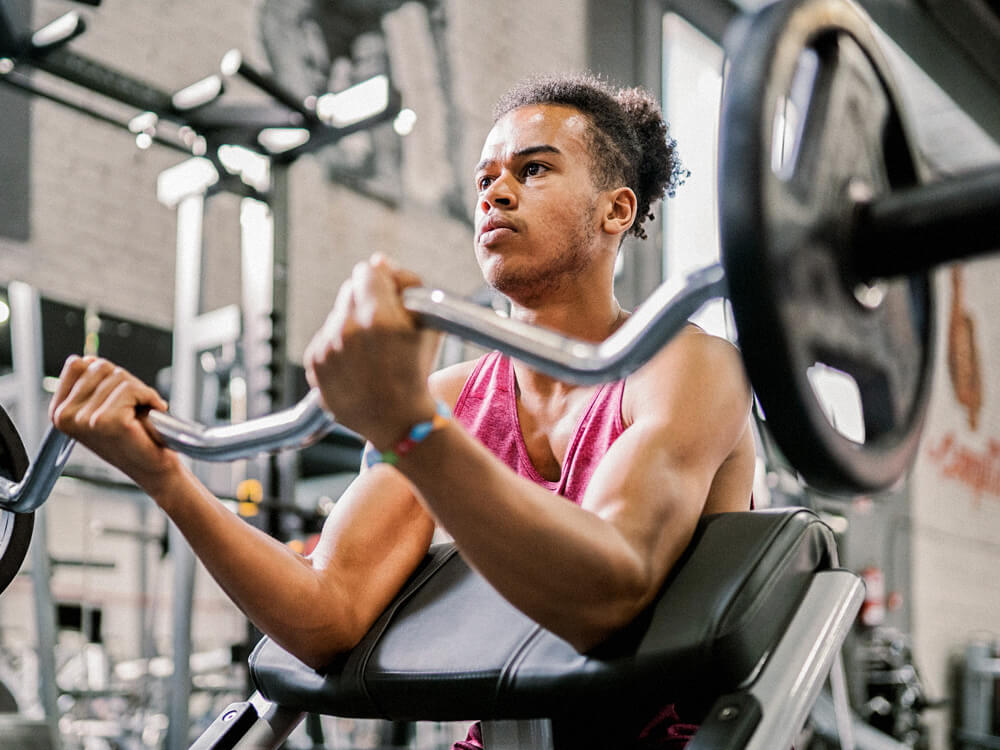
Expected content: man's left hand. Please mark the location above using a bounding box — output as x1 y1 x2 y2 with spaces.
304 253 442 450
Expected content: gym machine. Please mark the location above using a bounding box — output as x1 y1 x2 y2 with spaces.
956 639 1000 750
3 0 1000 746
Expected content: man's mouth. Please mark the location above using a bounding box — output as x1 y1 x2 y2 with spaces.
478 217 517 246
479 227 516 245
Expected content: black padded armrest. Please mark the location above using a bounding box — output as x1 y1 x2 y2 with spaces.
249 508 836 722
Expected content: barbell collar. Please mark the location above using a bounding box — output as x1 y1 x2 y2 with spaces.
854 166 1000 280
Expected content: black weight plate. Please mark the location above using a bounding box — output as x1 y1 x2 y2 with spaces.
0 405 33 595
720 0 934 493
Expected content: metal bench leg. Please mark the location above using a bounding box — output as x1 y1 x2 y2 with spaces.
188 691 304 750
830 649 856 750
690 570 864 750
481 719 554 750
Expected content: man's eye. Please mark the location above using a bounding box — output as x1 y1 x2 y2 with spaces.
477 176 494 191
524 163 546 177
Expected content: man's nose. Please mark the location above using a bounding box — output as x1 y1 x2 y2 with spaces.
481 174 516 212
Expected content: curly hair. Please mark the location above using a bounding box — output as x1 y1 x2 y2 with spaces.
493 73 686 240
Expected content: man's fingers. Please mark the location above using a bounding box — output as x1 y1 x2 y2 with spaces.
51 357 164 435
324 280 355 343
353 256 424 329
53 358 114 423
351 260 396 326
73 366 130 427
50 355 102 414
50 355 86 418
147 386 169 414
86 379 137 432
90 380 162 445
370 252 423 292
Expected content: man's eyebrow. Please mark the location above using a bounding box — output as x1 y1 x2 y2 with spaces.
475 145 562 174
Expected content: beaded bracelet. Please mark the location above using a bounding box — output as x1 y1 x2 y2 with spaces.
364 400 452 468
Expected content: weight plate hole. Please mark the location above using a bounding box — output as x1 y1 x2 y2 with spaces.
770 48 820 180
854 280 887 309
807 362 865 443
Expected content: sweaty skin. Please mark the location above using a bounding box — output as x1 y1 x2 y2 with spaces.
50 103 754 666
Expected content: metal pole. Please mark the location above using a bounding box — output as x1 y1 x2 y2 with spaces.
138 499 154 660
165 192 205 750
9 281 62 750
481 720 554 750
743 570 865 750
269 164 296 513
829 651 856 750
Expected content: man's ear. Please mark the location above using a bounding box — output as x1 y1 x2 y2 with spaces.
601 186 637 238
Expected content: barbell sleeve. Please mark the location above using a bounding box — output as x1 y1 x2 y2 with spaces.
0 264 725 514
853 165 1000 280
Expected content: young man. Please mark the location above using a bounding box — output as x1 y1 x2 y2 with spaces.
50 74 754 748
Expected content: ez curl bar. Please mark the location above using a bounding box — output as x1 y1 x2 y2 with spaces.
0 263 728 517
2 0 1000 589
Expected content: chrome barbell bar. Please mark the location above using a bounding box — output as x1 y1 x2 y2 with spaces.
0 264 727 513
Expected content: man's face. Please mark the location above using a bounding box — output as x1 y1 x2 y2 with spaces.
473 104 606 302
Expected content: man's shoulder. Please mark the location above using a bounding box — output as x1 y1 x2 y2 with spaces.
625 324 748 419
428 356 487 408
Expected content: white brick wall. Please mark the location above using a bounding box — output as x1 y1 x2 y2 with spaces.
2 0 588 352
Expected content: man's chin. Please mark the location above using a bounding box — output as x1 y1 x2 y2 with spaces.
486 271 558 307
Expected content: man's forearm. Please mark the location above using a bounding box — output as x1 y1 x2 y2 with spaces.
393 424 662 651
148 465 357 666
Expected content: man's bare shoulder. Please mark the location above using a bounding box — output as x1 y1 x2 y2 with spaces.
428 357 482 408
625 324 750 424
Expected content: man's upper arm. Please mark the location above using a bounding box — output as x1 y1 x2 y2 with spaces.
580 328 753 606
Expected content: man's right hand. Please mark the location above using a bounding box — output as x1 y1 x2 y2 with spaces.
49 355 182 495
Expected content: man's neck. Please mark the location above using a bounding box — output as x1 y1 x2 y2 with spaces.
510 296 625 342
508 290 627 396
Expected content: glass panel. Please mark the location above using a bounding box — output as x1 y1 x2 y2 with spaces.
661 13 863 446
661 13 727 336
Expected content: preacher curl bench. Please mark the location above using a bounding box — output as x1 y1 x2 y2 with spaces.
191 508 860 750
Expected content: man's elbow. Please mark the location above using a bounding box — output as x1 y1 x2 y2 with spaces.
563 604 644 654
294 637 355 672
564 578 656 654
269 608 368 671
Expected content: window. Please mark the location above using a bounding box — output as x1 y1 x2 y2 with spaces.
660 11 865 446
661 13 727 337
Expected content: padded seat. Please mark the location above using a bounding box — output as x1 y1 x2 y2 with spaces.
249 508 837 723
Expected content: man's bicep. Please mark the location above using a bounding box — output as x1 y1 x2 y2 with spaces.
580 419 713 589
580 334 753 594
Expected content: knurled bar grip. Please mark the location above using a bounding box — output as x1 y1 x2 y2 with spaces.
0 264 727 514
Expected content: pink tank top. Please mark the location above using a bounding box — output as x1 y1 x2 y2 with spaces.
450 351 698 749
453 351 625 503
